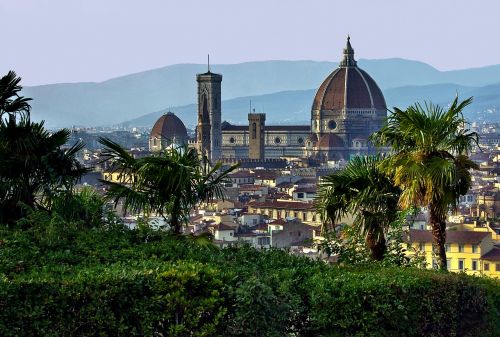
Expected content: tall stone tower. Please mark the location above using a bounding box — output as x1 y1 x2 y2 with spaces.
248 112 266 160
196 62 222 161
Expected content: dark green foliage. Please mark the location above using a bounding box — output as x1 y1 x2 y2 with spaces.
0 223 498 337
0 71 88 224
99 137 238 234
316 155 400 261
370 96 479 270
308 268 498 337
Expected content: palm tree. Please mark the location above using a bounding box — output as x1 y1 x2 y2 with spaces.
0 71 87 224
0 71 31 122
0 117 87 223
99 138 238 234
315 155 400 261
370 97 478 270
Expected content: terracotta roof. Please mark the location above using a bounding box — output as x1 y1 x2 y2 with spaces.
295 177 318 184
150 112 188 141
295 186 317 193
408 229 490 244
239 184 266 191
254 223 269 231
215 222 236 231
481 247 500 261
317 133 345 149
269 219 286 225
276 182 295 188
229 170 254 178
253 171 277 180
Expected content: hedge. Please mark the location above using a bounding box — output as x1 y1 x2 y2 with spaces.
0 226 499 336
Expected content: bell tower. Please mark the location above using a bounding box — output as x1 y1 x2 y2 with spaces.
248 112 266 160
196 56 222 161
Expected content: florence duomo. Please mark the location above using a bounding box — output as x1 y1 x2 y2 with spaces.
149 36 386 163
3 0 500 334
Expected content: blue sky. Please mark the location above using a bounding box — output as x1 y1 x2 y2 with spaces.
1 0 497 85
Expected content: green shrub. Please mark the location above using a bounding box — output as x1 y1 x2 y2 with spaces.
0 226 498 336
307 267 499 337
0 261 227 337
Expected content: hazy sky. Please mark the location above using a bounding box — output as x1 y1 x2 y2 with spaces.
1 0 498 85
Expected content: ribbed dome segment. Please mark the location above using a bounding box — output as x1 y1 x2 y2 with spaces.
150 112 188 143
311 38 386 111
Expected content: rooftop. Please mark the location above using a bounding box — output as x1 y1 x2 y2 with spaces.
408 229 490 244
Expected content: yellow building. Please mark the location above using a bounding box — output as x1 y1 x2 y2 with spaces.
248 200 320 225
102 169 134 184
407 229 500 278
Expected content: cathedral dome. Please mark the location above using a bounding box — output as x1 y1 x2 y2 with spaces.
312 37 386 111
150 112 188 143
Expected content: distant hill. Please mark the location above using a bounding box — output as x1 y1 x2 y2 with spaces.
124 82 500 128
21 59 500 128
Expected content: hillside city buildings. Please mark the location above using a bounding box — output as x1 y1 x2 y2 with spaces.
72 38 500 278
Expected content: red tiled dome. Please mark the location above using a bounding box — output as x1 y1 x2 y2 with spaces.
312 37 386 111
150 112 188 142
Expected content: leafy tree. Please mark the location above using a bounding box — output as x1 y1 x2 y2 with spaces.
371 97 478 270
50 186 111 229
0 71 87 224
315 155 400 260
99 138 238 234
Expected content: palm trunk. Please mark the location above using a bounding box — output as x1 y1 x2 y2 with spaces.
170 198 182 234
365 229 386 261
429 205 447 270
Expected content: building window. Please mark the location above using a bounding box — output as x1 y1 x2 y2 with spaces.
458 259 465 271
229 137 235 144
297 137 304 144
446 259 451 270
496 263 500 272
472 260 478 271
445 244 450 252
252 123 257 139
485 263 490 271
328 120 337 130
458 244 464 253
472 245 478 253
419 243 425 252
274 137 281 144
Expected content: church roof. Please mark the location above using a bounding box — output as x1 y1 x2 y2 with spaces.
317 133 345 149
312 37 386 111
150 112 188 141
221 122 309 132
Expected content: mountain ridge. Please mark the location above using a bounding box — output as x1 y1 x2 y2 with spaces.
19 59 500 128
124 82 499 128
